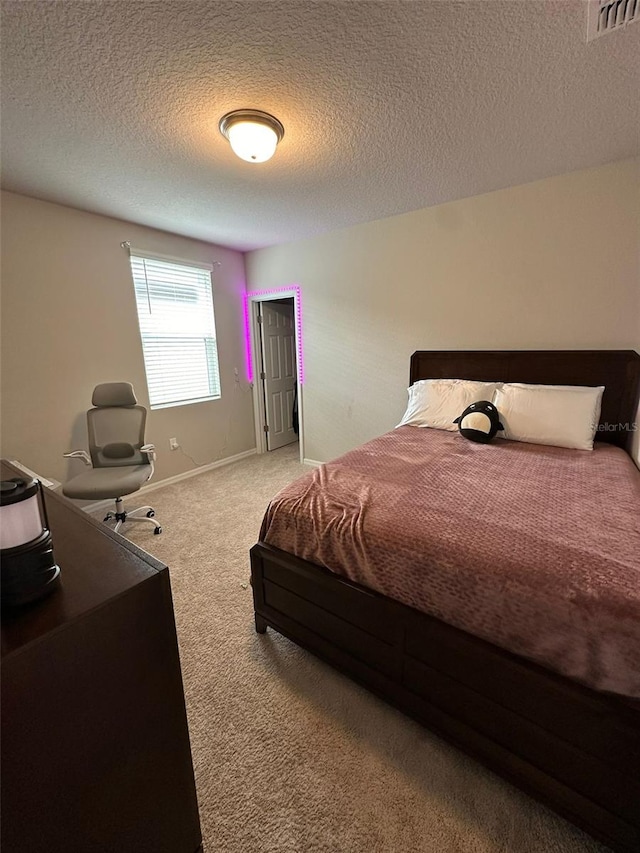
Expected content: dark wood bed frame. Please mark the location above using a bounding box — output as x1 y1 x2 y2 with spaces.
251 350 640 852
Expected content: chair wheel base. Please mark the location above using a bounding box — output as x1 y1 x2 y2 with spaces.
100 502 161 537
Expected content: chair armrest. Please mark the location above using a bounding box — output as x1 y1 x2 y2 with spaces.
63 450 91 466
141 444 156 462
140 444 156 482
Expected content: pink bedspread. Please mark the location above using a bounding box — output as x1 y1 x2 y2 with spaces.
260 427 640 698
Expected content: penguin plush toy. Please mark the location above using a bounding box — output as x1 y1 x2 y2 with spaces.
453 400 504 444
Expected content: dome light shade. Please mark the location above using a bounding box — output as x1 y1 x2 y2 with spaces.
219 109 284 163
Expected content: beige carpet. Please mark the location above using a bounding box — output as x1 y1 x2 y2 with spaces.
123 444 607 853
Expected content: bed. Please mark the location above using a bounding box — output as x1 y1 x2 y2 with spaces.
250 350 640 852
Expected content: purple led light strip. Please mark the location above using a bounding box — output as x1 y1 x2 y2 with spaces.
243 286 304 384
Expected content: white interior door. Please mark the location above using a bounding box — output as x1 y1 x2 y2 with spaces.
259 301 297 451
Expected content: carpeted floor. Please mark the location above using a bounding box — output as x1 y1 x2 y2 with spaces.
123 444 607 853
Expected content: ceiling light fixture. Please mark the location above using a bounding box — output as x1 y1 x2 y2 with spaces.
219 109 284 164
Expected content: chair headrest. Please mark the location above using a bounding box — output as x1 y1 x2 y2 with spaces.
92 382 138 408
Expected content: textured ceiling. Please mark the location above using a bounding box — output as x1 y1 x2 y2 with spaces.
1 1 638 251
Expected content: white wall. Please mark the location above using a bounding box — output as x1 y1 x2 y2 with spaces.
245 159 640 465
0 192 256 483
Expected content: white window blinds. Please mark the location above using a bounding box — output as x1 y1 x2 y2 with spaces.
129 254 221 409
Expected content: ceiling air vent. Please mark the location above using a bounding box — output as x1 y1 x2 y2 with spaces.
587 0 639 40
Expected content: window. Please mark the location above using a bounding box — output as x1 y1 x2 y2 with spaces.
129 253 221 409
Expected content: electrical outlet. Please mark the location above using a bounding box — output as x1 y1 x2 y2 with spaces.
169 437 179 451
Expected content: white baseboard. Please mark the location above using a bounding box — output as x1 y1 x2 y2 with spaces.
303 458 322 467
82 448 257 513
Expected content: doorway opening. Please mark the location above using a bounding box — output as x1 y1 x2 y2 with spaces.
244 287 304 462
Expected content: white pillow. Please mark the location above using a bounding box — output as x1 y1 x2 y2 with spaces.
493 383 604 451
397 379 503 431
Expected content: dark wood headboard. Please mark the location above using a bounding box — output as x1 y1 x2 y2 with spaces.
410 350 640 452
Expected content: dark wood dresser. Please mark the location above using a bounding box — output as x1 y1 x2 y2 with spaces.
1 461 202 853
